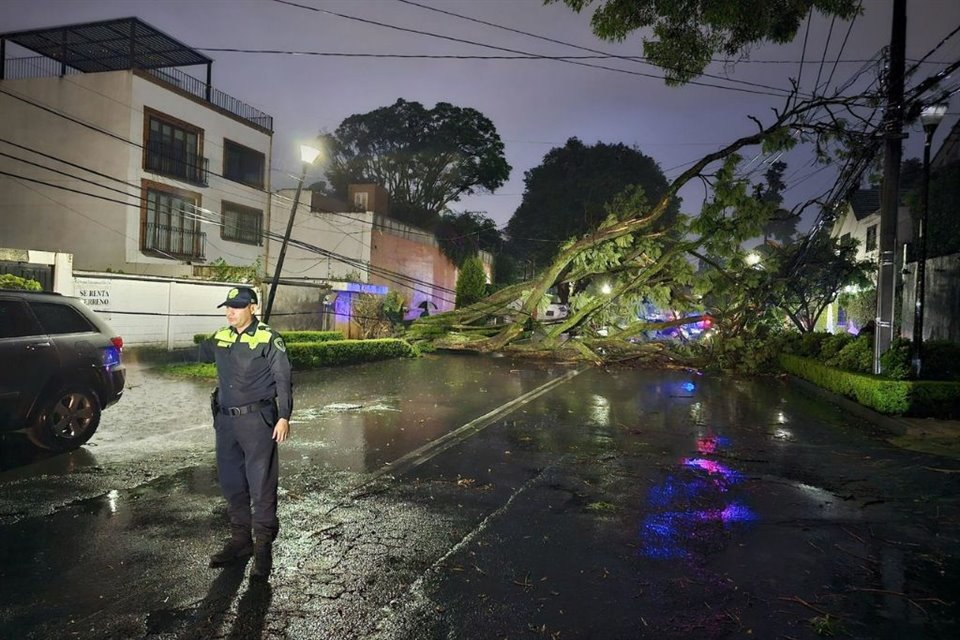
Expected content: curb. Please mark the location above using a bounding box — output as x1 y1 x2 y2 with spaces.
786 375 909 436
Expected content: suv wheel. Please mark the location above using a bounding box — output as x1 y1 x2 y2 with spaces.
28 386 102 451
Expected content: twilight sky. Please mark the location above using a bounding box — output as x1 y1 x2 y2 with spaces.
2 0 958 231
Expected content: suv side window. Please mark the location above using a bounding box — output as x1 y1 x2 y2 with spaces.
0 299 44 338
28 302 94 335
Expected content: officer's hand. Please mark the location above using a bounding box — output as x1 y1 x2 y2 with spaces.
273 418 290 443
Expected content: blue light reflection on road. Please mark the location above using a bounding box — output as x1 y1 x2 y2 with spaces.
639 435 756 560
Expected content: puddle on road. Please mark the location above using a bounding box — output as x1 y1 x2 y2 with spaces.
292 400 401 421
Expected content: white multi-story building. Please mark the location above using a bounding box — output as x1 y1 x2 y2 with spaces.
0 18 272 278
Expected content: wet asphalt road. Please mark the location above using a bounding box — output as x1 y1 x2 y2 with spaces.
1 353 959 640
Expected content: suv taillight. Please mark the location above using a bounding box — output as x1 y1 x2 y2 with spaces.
111 336 124 351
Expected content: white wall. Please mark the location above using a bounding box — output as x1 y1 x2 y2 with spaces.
74 272 255 348
0 70 273 278
267 191 374 282
0 72 135 269
129 73 272 274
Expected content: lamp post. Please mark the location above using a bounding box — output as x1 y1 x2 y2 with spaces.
263 143 321 323
911 102 948 378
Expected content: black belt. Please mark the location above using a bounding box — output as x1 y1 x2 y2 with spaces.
220 399 273 416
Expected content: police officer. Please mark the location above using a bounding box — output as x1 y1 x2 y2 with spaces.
199 286 292 580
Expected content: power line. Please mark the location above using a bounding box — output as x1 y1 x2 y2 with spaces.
197 47 894 65
823 0 863 93
0 147 468 304
268 0 799 99
392 0 800 97
814 14 838 93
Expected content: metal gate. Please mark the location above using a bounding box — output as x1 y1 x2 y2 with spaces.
0 261 53 290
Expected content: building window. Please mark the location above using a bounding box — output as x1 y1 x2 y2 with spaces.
141 182 205 260
354 191 368 211
222 202 263 245
865 224 878 251
144 109 207 186
223 140 265 189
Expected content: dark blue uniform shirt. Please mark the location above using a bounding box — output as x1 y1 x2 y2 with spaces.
199 316 293 420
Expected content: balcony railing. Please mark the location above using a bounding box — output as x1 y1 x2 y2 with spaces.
141 221 206 260
2 56 82 79
143 67 273 131
145 141 209 186
3 56 273 131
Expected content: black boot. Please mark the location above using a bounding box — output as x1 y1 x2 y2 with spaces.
250 538 273 580
209 534 253 568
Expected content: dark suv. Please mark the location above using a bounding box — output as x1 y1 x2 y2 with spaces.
0 290 125 451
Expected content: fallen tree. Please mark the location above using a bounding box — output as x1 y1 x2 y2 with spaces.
406 92 879 364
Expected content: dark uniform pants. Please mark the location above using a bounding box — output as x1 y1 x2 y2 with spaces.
214 405 280 541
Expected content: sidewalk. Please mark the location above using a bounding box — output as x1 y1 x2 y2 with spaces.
788 375 960 460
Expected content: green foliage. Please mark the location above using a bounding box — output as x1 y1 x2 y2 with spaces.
381 290 407 328
701 332 783 375
505 138 677 268
174 336 417 371
770 233 874 332
880 338 912 381
456 255 488 308
0 273 43 291
435 211 502 268
194 330 343 344
205 257 262 284
821 332 855 361
325 99 510 228
781 354 960 418
837 287 876 330
755 161 798 244
810 614 842 637
782 355 910 414
799 332 831 357
827 335 873 374
546 0 862 85
287 339 418 368
156 362 217 379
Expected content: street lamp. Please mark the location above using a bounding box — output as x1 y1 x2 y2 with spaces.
911 102 948 378
263 142 322 323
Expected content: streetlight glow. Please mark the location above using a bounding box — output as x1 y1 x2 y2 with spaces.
745 252 761 267
920 103 949 129
600 283 612 295
299 143 321 164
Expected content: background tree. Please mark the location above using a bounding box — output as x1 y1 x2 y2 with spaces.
505 138 677 271
455 255 488 308
768 233 873 332
435 211 503 268
325 99 511 229
545 0 862 85
754 161 798 245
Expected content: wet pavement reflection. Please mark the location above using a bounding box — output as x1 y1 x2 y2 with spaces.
1 356 958 639
284 353 565 472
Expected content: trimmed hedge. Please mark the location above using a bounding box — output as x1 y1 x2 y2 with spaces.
276 330 344 344
780 354 960 418
287 339 418 368
194 330 343 344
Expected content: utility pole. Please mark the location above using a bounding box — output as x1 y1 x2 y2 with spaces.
874 0 907 375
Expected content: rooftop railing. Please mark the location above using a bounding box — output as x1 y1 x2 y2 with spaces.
3 56 273 131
